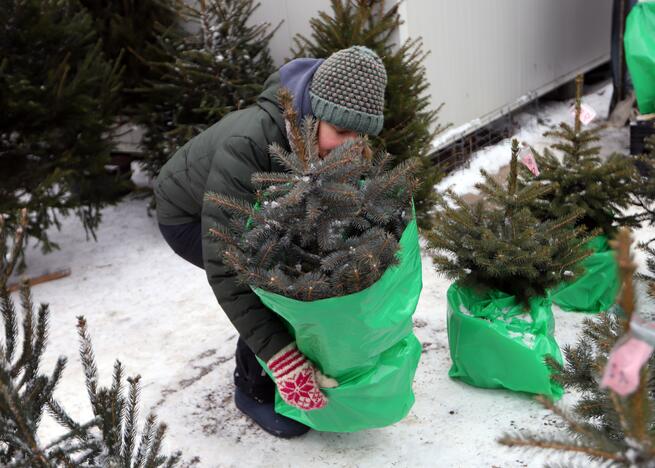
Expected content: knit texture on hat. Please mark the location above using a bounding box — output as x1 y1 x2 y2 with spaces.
309 46 387 135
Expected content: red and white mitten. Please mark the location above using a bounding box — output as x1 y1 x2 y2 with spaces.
267 342 338 411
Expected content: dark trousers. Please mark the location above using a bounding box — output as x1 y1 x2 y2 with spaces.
159 221 275 402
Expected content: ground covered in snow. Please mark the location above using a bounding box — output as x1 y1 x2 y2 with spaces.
13 81 649 467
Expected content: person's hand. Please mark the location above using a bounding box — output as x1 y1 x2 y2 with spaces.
267 342 338 411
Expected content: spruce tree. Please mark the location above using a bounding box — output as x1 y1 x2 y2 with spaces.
75 317 182 468
428 139 591 305
0 211 182 466
631 135 655 243
136 0 278 179
79 0 183 115
0 0 125 252
519 75 639 237
0 209 82 465
205 89 419 300
291 0 446 230
637 136 655 290
499 229 655 466
636 146 655 297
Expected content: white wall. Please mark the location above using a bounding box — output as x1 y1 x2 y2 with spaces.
248 0 329 65
401 0 612 147
249 0 612 147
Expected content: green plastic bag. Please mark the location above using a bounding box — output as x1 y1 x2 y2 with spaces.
550 236 619 313
625 2 655 114
447 283 563 399
255 218 423 432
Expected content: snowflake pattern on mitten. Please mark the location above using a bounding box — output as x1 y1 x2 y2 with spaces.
267 343 329 411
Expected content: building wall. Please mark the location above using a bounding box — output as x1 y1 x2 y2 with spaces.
402 0 612 147
248 0 327 64
249 0 612 147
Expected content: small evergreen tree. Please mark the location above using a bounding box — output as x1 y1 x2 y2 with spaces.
205 89 419 300
519 75 639 237
499 229 655 466
428 139 591 305
0 209 84 465
75 317 182 467
291 0 447 230
635 159 655 303
631 135 655 244
79 0 183 115
0 0 125 252
0 211 182 466
136 0 279 179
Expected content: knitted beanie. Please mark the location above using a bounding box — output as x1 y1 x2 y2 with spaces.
309 46 387 136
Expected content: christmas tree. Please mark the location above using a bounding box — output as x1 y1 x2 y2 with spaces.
205 89 419 300
499 228 655 466
631 135 655 247
428 139 591 305
636 138 655 296
0 211 182 466
519 75 638 237
80 0 182 115
0 0 125 253
636 135 655 291
136 0 279 179
291 0 446 230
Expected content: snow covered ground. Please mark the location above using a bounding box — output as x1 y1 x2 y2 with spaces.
13 81 648 467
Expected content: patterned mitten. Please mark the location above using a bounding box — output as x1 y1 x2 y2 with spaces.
267 342 338 411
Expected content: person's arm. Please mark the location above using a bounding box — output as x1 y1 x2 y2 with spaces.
201 135 293 361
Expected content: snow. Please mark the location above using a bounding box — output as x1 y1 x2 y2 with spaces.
507 331 537 349
431 118 482 149
10 80 650 467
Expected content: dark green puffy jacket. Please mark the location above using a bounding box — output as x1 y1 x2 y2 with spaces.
154 72 292 361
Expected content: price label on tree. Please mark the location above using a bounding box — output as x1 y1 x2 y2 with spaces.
518 145 540 176
570 103 597 125
601 334 654 396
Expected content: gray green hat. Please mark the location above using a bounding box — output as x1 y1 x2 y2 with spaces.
309 46 387 136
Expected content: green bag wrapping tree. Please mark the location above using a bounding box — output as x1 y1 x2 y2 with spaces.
549 236 619 313
625 2 655 115
519 75 636 313
205 90 422 432
447 286 563 397
428 139 591 398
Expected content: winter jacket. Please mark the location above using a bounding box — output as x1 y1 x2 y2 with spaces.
154 60 323 361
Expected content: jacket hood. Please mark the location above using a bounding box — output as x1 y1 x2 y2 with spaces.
257 58 325 128
279 58 324 120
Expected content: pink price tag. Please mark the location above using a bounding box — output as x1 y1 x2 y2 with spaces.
518 146 540 176
601 336 654 396
570 103 597 125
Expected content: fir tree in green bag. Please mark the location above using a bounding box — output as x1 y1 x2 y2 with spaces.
513 75 631 314
255 217 422 432
429 140 589 398
550 235 619 313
